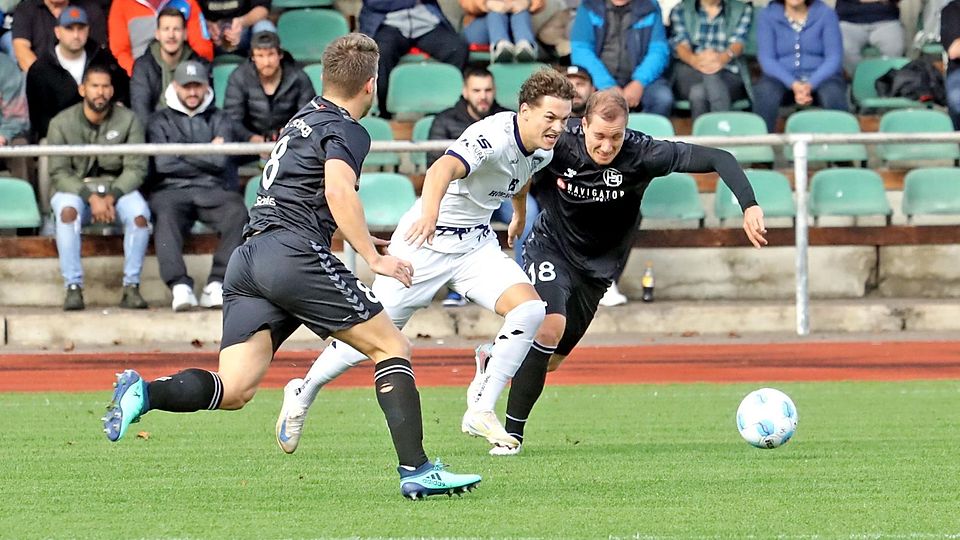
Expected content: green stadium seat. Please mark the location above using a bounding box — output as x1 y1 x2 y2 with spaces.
640 172 705 225
692 111 774 165
212 53 245 65
851 57 922 111
277 9 348 64
715 169 796 222
244 176 260 209
784 110 868 164
212 63 237 109
272 0 332 9
303 63 322 94
0 177 41 229
809 168 892 224
627 113 674 137
387 63 463 116
358 173 417 228
877 109 960 164
902 167 960 221
359 117 400 170
410 115 434 171
489 63 549 110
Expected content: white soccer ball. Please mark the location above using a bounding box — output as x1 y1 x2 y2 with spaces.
736 388 798 449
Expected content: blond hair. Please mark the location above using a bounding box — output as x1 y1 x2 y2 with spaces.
584 90 628 124
322 33 379 97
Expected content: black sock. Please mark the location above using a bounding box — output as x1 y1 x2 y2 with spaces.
374 358 429 469
146 369 223 412
505 341 556 443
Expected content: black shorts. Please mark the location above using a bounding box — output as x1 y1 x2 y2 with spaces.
522 231 608 357
220 228 383 352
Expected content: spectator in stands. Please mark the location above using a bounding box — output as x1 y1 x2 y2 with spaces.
837 0 904 77
147 60 247 312
198 0 274 56
752 0 847 133
564 64 595 117
48 64 150 311
359 0 468 118
130 6 208 126
26 6 128 141
944 0 960 130
460 0 542 62
223 30 314 144
109 0 212 76
12 0 106 71
570 0 673 116
0 53 31 182
669 0 753 120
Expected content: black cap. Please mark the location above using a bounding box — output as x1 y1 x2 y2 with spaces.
251 30 280 51
564 65 593 85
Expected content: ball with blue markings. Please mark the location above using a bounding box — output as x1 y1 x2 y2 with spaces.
736 388 798 449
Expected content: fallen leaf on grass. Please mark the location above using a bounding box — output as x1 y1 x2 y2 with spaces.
136 431 150 440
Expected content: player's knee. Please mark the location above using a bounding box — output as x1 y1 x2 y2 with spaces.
134 215 148 228
535 317 565 346
506 299 546 330
60 207 78 223
219 385 257 410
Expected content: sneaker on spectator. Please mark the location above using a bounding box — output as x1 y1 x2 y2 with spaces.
199 281 223 309
492 40 514 63
119 284 148 309
514 40 536 62
442 291 467 307
599 282 628 307
171 283 198 312
64 283 84 311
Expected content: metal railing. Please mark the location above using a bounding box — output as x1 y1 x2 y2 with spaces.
10 131 960 337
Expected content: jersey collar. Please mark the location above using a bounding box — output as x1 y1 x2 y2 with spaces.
512 114 533 157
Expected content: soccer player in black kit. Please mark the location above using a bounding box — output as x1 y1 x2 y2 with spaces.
101 34 482 498
485 90 768 456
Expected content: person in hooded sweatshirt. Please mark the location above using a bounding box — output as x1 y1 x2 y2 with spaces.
146 59 248 313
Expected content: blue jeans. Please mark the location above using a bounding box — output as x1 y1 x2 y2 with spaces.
51 191 151 287
491 193 539 266
639 77 674 117
752 74 849 133
947 69 960 130
463 11 536 45
215 19 277 56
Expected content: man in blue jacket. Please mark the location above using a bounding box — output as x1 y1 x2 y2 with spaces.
570 0 672 116
359 0 467 119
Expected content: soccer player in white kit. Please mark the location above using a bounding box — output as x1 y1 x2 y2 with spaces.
276 69 576 453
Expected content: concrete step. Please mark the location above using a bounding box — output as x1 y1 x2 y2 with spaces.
4 299 959 348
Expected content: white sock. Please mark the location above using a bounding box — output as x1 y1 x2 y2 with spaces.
296 340 368 408
473 299 546 411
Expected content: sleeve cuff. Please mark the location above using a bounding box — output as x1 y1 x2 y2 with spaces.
79 186 93 200
444 149 471 177
740 199 759 212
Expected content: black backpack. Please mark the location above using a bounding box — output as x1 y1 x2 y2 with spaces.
874 59 946 106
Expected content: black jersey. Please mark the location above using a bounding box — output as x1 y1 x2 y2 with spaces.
531 125 695 280
245 96 371 248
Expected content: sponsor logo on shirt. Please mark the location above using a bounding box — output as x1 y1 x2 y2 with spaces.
562 168 577 178
105 130 119 141
603 168 623 187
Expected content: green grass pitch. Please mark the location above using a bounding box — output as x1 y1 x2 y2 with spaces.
2 381 960 539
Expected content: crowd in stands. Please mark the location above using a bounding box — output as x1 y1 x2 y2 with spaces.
0 0 950 312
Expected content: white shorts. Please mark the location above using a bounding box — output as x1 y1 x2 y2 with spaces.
372 234 531 327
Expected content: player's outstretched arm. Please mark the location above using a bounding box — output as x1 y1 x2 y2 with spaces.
325 159 414 286
405 154 466 248
679 144 767 249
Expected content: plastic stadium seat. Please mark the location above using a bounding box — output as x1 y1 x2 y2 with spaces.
358 173 417 228
212 63 237 109
0 177 41 229
715 169 796 222
244 176 260 209
212 53 244 65
640 172 705 225
410 115 434 171
387 63 463 116
902 167 960 221
303 63 322 94
359 117 400 169
784 110 868 163
692 111 774 165
851 57 922 111
627 113 674 137
878 109 960 164
277 9 348 64
489 63 549 110
272 0 332 9
809 168 892 224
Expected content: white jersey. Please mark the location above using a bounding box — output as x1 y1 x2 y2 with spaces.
397 111 553 254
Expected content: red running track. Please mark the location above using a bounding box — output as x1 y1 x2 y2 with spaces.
2 340 960 392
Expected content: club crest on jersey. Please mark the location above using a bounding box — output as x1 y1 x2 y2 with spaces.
603 168 623 187
562 168 577 178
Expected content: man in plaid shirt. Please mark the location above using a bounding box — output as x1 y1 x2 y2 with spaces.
669 0 753 119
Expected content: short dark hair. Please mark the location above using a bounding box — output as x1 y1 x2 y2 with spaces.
773 0 814 5
81 63 112 84
517 69 576 109
157 6 186 23
584 90 628 124
321 33 379 97
463 65 493 82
